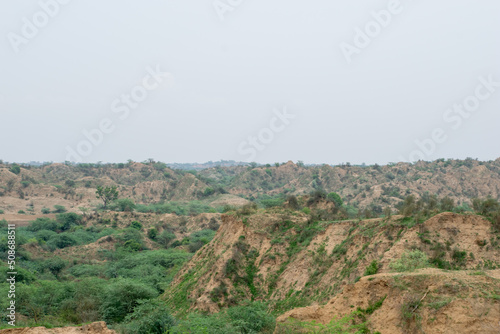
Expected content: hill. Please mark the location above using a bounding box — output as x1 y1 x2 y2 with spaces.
1 158 500 217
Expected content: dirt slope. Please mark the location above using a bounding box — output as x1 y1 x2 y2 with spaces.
0 322 115 334
276 269 500 334
163 211 500 314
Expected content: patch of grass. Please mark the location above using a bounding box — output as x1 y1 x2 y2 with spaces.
357 295 386 315
427 297 452 310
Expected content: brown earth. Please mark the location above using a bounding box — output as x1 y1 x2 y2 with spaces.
164 211 500 315
0 322 115 334
276 268 500 334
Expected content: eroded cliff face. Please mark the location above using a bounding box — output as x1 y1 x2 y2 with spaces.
163 210 500 315
276 269 500 334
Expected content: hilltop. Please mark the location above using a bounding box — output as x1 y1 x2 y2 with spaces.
1 158 500 217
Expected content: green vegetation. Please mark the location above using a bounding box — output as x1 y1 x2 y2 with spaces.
390 250 429 272
9 164 21 175
171 301 275 334
135 201 222 216
0 213 199 331
364 260 379 276
276 308 378 334
96 185 119 209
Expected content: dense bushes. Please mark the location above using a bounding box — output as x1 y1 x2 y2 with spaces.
170 302 275 334
119 300 177 334
100 279 158 324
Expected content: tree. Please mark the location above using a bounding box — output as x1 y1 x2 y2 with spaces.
327 192 343 207
96 186 119 209
440 196 454 212
9 164 21 175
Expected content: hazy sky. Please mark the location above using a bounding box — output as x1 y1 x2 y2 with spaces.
1 0 499 165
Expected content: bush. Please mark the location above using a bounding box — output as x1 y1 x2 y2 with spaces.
57 213 83 231
327 192 343 207
104 250 192 291
390 250 429 272
130 221 143 230
171 302 275 334
120 299 177 334
171 312 235 334
364 260 379 276
0 210 4 214
47 234 77 249
226 301 276 333
27 218 59 232
157 230 176 248
100 279 158 324
53 205 67 213
41 208 51 214
113 198 136 212
35 229 57 241
9 164 21 175
117 228 145 251
43 256 67 276
148 228 158 240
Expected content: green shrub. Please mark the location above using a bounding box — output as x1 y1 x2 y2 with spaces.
0 210 4 214
130 221 143 230
100 279 158 324
27 218 59 232
171 312 235 334
47 234 77 249
148 228 158 240
112 198 136 212
43 256 67 276
9 164 21 175
390 250 429 272
117 228 145 251
120 299 177 334
226 301 275 333
171 302 274 334
53 205 67 213
41 208 51 214
35 229 57 241
157 230 176 248
57 213 83 231
364 260 379 276
70 264 105 278
327 192 343 207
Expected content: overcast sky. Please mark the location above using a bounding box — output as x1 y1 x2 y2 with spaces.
1 0 499 165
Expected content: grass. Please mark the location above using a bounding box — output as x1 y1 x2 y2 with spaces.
427 297 452 310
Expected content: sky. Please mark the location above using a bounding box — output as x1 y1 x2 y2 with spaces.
0 0 499 165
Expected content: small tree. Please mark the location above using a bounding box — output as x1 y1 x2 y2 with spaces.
327 192 343 207
96 186 119 209
9 164 21 175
